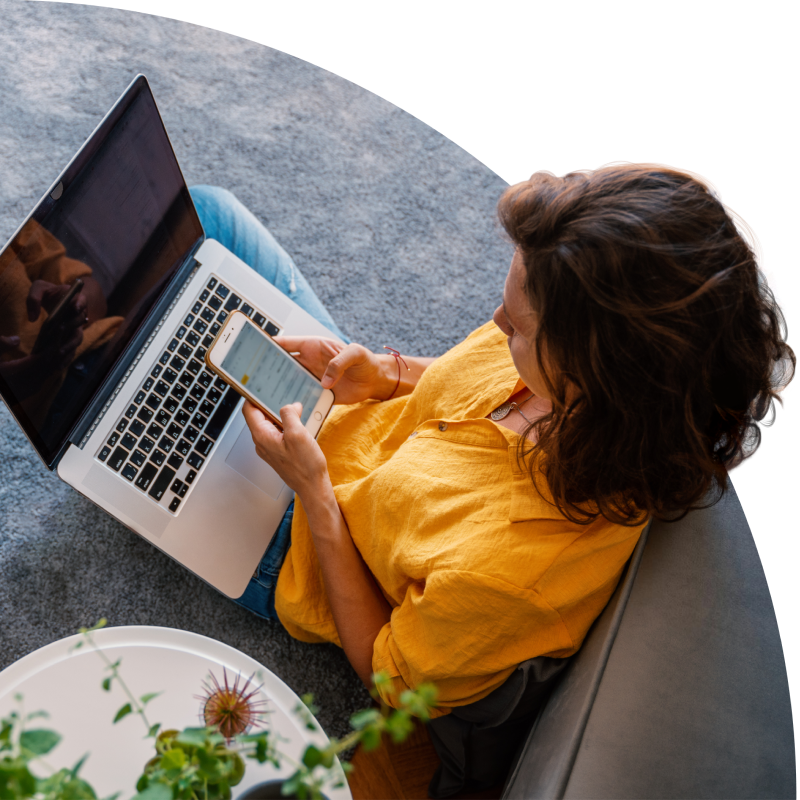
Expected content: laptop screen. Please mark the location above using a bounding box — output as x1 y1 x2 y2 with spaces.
0 76 204 467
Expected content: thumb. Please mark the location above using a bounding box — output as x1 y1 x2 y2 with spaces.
280 402 305 436
321 344 362 388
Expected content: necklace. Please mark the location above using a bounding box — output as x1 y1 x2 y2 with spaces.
491 394 535 425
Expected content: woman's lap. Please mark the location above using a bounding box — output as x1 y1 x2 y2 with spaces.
189 184 346 619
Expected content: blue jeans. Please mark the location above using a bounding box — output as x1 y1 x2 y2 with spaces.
189 185 348 619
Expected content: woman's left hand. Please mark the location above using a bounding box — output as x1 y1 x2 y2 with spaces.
242 400 329 497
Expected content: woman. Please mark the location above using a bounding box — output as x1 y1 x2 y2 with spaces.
190 164 795 716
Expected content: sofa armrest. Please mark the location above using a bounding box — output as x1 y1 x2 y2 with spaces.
503 482 795 799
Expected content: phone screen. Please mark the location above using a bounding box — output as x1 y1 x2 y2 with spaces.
221 321 323 424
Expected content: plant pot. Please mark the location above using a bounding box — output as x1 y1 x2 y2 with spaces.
236 780 330 800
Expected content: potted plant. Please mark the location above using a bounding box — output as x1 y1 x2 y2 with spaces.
0 620 437 800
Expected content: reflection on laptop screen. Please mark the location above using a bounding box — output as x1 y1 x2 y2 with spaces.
0 79 203 466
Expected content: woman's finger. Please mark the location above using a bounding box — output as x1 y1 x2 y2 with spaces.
242 400 282 448
321 344 366 388
279 402 305 440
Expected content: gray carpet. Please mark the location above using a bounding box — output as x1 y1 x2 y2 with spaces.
0 0 512 741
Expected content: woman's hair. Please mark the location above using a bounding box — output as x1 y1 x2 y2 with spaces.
497 164 795 525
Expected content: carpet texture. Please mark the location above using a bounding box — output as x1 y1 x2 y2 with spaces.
0 0 513 742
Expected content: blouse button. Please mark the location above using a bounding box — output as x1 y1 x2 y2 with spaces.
438 422 448 432
408 431 417 439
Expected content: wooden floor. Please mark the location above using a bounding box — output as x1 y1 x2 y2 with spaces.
347 722 504 800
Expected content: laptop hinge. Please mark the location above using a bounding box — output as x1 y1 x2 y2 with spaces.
54 249 203 467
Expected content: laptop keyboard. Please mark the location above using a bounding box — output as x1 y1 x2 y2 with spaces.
94 275 283 514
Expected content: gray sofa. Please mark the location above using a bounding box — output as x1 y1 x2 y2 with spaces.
428 481 795 799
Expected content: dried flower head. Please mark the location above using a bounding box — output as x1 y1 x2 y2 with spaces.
197 668 269 739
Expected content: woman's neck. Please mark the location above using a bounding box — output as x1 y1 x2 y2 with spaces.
487 388 551 442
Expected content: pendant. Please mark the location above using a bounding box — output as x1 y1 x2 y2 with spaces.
491 401 514 421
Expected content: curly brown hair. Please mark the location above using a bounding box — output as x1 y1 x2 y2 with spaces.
497 164 795 525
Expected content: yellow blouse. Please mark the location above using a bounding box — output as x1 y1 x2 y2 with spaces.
275 321 647 715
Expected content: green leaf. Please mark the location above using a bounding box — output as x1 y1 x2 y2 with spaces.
134 783 173 800
101 677 112 692
349 708 381 730
147 723 161 739
301 745 322 769
371 671 391 688
20 728 61 756
70 753 89 777
113 703 132 723
139 692 162 706
361 727 381 751
25 710 50 721
160 748 186 770
175 727 211 747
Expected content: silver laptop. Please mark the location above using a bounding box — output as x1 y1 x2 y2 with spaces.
0 75 340 597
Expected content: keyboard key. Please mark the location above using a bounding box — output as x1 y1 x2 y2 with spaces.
205 387 240 440
183 396 198 414
116 418 128 433
155 409 170 428
185 469 197 484
143 377 154 391
151 364 163 379
154 380 170 397
130 419 146 436
163 368 178 384
192 319 207 334
167 453 184 471
196 435 214 457
192 301 202 315
171 384 187 401
137 407 154 423
202 334 214 348
265 321 280 337
170 478 185 495
167 338 178 353
190 384 205 400
214 377 227 390
184 426 200 443
150 449 166 467
207 387 222 404
200 289 210 302
158 436 174 453
200 307 215 323
184 313 194 327
107 432 120 447
253 312 266 327
140 436 155 453
191 412 206 430
207 277 217 290
167 422 182 441
179 371 194 388
147 422 163 440
187 452 205 470
195 347 207 362
186 331 200 346
159 351 170 365
169 497 181 513
217 311 228 324
199 400 215 417
241 303 254 317
108 446 127 471
134 390 146 405
130 449 146 467
121 433 137 450
215 284 229 299
145 393 161 410
148 466 176 501
175 438 192 457
170 355 185 371
208 294 222 311
175 325 187 339
135 462 158 492
210 323 221 336
163 396 179 415
125 404 137 419
122 463 138 482
178 343 193 359
98 445 111 462
175 409 190 427
199 372 214 389
224 294 241 311
187 359 201 376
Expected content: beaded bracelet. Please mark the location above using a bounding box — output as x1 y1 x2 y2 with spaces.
383 346 410 401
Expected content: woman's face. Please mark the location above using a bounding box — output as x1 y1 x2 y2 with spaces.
492 250 552 400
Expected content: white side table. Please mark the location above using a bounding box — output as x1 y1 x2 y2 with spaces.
0 626 351 799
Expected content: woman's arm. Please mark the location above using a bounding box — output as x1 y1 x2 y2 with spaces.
372 353 436 400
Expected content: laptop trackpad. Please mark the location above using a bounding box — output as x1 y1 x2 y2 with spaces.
225 426 286 499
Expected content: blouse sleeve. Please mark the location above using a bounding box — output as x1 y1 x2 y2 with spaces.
370 569 575 714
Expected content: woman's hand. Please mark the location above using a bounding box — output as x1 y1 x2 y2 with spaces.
273 336 393 404
242 399 330 499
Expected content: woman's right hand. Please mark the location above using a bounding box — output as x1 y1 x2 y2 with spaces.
274 336 392 404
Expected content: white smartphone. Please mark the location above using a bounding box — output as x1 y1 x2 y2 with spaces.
205 310 334 436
